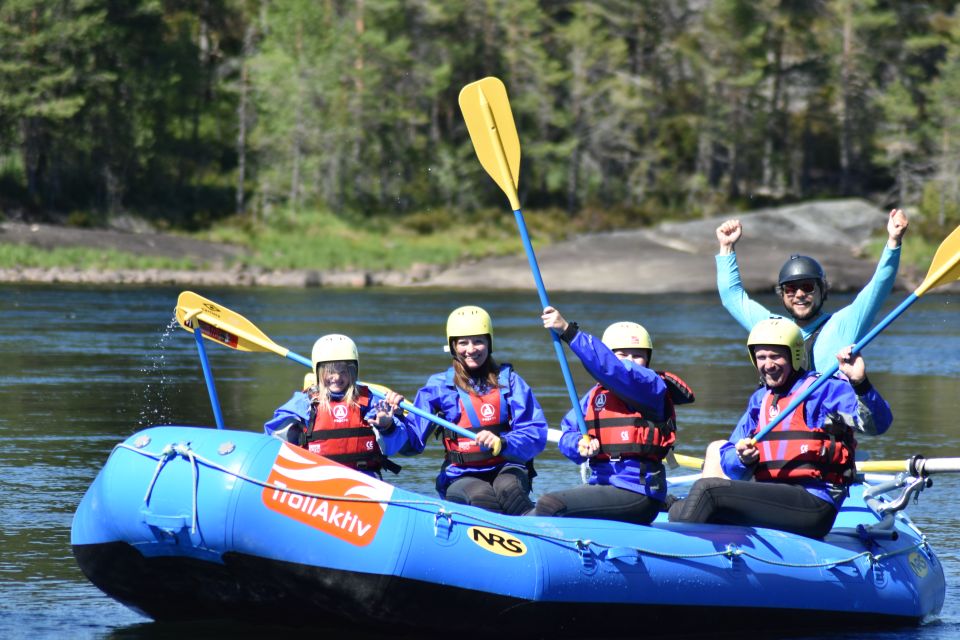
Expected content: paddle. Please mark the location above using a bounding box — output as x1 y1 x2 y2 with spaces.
181 305 226 429
459 77 589 440
858 456 960 475
174 292 491 448
670 452 960 476
753 224 960 444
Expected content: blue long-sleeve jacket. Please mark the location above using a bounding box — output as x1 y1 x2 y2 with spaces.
263 388 418 461
716 245 900 371
719 371 892 507
408 364 547 491
557 330 672 500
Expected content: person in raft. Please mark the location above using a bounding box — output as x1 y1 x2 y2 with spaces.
704 208 907 476
531 307 694 524
264 334 414 479
715 208 908 372
407 305 548 515
668 318 892 539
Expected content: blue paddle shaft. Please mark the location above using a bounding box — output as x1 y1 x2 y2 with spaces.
192 321 226 429
513 208 589 436
284 351 480 443
754 292 918 443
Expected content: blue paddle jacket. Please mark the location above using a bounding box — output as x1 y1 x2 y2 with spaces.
716 245 900 371
719 370 892 507
408 364 547 496
263 389 418 476
557 329 672 501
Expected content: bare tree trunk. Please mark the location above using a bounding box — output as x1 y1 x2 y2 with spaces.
236 23 255 217
289 24 303 211
939 129 952 227
21 118 43 200
761 33 784 194
839 0 853 195
728 93 743 200
351 0 365 206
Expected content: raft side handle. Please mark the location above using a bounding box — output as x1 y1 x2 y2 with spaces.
434 510 453 540
602 547 641 565
577 540 596 569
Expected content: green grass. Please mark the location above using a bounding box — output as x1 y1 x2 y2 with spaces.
3 207 952 275
0 244 197 270
0 207 591 272
200 206 594 272
0 244 198 270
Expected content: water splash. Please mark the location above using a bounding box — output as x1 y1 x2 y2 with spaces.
134 315 180 429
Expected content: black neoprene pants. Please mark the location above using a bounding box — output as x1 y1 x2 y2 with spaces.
445 466 533 515
668 477 839 539
533 484 663 525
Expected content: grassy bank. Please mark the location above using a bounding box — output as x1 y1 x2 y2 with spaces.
0 243 198 270
0 207 945 274
0 206 632 272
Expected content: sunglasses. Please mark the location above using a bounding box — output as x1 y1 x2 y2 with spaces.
783 282 817 295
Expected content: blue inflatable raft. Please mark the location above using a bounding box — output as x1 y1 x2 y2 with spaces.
72 425 946 636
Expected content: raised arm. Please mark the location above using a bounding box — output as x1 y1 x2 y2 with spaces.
812 209 908 366
715 219 774 332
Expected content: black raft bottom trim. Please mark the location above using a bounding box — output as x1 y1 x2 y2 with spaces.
73 541 922 638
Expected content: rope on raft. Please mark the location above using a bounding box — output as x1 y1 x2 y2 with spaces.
117 441 930 570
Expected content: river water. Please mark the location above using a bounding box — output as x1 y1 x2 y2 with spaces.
1 284 959 639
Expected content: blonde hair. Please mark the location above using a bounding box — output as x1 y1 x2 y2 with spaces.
312 361 360 414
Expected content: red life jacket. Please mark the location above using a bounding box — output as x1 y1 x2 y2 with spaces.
659 370 695 406
585 379 677 464
443 366 510 467
751 375 857 486
302 386 385 472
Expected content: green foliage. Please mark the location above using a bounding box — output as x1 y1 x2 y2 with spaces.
197 205 630 272
863 231 941 275
1 0 960 231
65 210 103 228
918 182 960 237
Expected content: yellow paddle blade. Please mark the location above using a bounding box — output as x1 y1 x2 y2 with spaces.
915 224 960 296
459 77 522 210
671 453 705 470
175 291 287 356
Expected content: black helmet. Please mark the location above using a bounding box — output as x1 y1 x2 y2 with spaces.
778 255 826 285
777 254 828 300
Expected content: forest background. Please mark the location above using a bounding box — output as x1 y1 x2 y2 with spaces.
2 0 959 273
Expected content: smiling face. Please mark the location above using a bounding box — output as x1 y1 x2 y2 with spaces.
319 361 355 394
454 335 489 370
752 345 794 388
779 279 823 324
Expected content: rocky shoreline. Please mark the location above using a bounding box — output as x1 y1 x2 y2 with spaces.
0 263 444 289
0 200 937 293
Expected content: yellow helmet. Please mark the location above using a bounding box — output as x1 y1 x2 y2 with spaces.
446 305 493 350
601 321 653 352
302 372 317 391
747 318 804 370
311 334 359 370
